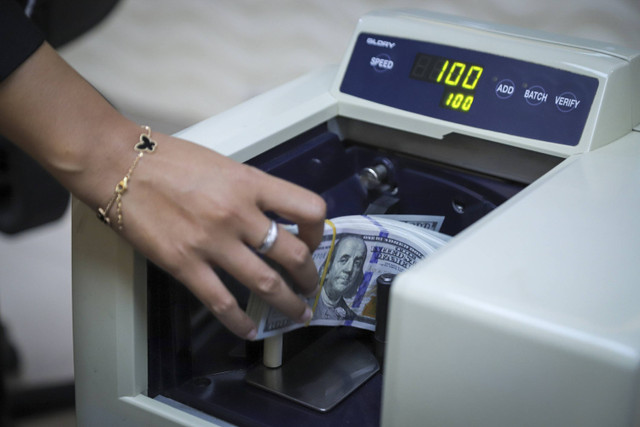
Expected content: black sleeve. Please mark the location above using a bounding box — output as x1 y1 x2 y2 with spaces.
0 0 45 82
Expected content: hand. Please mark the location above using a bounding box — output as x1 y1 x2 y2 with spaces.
0 42 327 339
118 133 326 339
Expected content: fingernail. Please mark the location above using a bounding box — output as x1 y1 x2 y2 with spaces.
299 306 313 323
245 328 257 341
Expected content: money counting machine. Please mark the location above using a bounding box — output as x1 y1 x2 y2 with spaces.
71 9 640 427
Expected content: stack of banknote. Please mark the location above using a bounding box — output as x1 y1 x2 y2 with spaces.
246 215 450 339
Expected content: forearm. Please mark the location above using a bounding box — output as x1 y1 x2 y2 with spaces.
0 42 141 209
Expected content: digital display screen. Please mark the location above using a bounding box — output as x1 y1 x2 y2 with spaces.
409 53 484 113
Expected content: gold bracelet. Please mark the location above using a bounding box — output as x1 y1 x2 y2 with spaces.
97 125 157 230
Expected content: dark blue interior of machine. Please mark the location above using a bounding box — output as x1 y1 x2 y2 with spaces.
245 124 520 234
147 123 525 426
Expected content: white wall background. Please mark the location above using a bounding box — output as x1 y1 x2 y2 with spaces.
1 0 638 388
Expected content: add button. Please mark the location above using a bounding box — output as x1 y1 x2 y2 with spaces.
555 92 581 112
495 79 515 99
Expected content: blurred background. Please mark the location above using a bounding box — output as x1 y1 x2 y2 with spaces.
1 0 638 425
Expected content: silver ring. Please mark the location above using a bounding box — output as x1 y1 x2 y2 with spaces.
257 220 278 254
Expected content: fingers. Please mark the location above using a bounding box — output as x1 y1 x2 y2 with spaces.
246 171 326 298
255 172 326 251
296 220 325 257
180 244 315 341
218 241 314 324
180 261 258 340
255 223 320 297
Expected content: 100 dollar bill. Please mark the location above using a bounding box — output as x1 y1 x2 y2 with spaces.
246 215 448 339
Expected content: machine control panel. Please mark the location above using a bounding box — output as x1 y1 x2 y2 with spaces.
340 32 599 146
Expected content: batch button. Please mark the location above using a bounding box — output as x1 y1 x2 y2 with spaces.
524 85 548 106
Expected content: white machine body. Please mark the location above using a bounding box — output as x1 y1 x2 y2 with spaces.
72 9 640 426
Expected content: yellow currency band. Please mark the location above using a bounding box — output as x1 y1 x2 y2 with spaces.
308 219 337 324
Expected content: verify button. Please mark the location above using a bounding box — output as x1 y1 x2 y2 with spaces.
555 92 581 112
